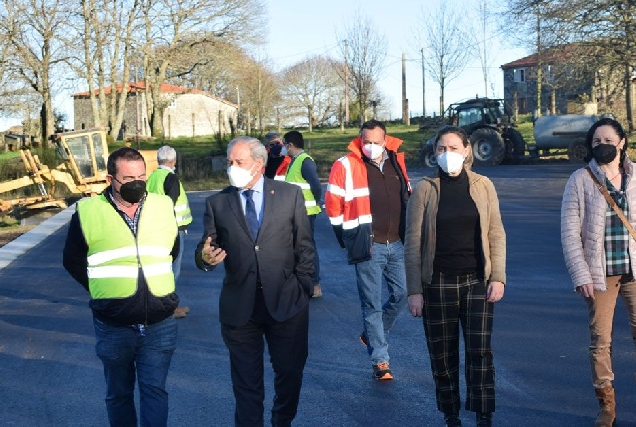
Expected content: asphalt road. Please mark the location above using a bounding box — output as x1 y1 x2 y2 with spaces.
1 163 635 426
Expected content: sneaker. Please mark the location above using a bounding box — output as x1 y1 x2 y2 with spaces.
312 284 322 298
445 414 462 426
372 362 393 380
359 332 368 347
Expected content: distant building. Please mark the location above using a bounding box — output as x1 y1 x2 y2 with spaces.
72 82 238 139
501 45 598 115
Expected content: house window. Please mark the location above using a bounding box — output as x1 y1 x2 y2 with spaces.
514 68 526 83
544 65 553 82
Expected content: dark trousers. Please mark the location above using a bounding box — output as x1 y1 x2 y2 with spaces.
308 214 320 285
221 289 309 427
422 272 495 415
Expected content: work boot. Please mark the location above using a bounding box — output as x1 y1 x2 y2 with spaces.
594 384 616 427
476 412 492 427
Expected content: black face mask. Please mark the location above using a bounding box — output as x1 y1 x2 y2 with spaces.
592 144 618 165
269 145 282 156
116 179 146 203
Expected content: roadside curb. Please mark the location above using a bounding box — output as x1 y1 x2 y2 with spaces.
0 204 75 270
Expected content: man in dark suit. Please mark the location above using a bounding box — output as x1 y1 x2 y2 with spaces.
195 136 315 427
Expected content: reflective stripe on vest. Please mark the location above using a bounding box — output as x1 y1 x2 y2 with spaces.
285 152 321 215
77 193 178 299
274 156 291 181
146 167 192 227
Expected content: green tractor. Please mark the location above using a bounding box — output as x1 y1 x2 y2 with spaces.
421 97 526 167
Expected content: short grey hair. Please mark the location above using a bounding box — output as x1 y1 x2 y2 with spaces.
227 136 268 166
157 145 177 164
264 131 281 143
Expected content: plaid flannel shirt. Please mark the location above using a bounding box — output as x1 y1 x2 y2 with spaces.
604 176 630 276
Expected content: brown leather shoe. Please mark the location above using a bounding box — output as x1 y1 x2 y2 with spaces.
174 306 190 318
312 284 322 298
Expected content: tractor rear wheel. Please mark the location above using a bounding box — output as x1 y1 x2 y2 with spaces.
568 139 589 162
420 137 438 168
508 128 526 157
470 128 505 166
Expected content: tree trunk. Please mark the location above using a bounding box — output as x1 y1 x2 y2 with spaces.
626 65 634 132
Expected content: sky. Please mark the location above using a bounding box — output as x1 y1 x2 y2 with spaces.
0 0 531 131
265 0 529 120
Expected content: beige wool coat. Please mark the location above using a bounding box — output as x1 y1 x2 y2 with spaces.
404 168 507 295
561 158 636 291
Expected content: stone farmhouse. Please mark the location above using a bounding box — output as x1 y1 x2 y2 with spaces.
501 45 597 115
72 82 238 139
502 45 636 117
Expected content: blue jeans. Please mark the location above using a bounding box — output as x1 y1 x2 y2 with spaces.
172 229 186 282
354 240 407 365
93 316 178 427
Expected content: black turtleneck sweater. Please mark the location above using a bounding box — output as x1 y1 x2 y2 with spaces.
433 167 483 276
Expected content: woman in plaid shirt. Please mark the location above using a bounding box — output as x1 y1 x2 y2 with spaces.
561 117 636 427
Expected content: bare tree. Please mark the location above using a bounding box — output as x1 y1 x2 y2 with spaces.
0 0 70 143
420 1 471 116
232 57 279 133
66 0 140 141
507 0 636 128
564 0 636 130
140 0 264 137
279 55 341 131
468 0 498 98
337 10 387 126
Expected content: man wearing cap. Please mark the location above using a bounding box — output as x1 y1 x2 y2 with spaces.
263 131 290 180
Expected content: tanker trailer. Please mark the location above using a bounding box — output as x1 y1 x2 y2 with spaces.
532 114 598 162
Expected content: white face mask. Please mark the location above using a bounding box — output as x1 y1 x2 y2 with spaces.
362 143 384 160
437 151 465 174
227 164 256 189
281 145 288 156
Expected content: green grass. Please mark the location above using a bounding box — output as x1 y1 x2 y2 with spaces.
137 123 432 190
297 124 429 177
0 151 20 160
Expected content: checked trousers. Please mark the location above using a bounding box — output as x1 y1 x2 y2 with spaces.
422 271 495 416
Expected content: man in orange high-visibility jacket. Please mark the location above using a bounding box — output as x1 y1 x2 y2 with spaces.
324 119 410 381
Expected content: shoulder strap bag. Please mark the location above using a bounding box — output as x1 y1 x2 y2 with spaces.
586 166 636 241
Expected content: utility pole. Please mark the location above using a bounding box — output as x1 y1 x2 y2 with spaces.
402 54 408 125
421 47 426 118
344 39 349 125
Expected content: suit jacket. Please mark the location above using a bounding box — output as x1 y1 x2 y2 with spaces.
195 177 315 326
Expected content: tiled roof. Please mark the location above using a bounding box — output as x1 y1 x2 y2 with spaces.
501 44 595 69
72 82 237 107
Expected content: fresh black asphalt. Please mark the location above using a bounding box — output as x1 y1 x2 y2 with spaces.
1 163 635 426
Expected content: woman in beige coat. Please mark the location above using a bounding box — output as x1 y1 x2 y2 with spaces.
561 117 636 427
404 126 506 427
